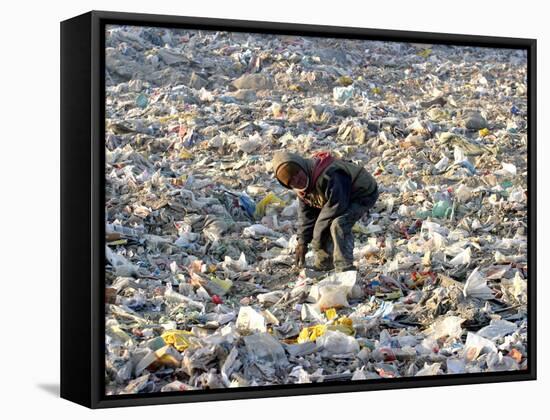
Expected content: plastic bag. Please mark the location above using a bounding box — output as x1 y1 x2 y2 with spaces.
203 276 233 296
317 330 359 355
238 193 256 217
254 193 286 218
333 86 354 103
164 284 205 312
236 306 266 334
105 246 138 277
463 267 494 300
309 271 357 310
316 285 349 310
455 184 472 202
487 352 519 372
449 247 471 266
223 252 248 272
257 290 285 305
427 316 464 340
161 330 194 351
244 333 288 367
243 224 278 238
477 319 517 340
301 303 324 322
463 332 497 361
415 362 441 376
434 155 449 172
446 358 466 374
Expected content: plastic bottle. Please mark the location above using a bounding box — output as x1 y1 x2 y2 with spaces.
431 190 455 219
432 200 452 218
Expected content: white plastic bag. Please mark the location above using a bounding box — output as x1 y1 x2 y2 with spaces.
236 306 266 334
317 330 359 355
222 252 248 272
463 332 497 361
415 362 441 376
449 247 471 266
427 316 464 340
309 271 357 310
463 267 494 299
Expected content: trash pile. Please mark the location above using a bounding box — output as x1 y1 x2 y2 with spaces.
104 25 528 395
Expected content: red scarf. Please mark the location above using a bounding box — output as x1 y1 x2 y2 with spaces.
297 151 335 203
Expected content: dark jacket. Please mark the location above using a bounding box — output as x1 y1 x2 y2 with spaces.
298 166 378 246
272 151 377 247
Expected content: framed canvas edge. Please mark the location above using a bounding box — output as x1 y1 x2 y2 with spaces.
61 11 94 408
68 10 537 409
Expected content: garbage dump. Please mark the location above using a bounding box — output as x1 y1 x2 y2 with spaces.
104 25 528 395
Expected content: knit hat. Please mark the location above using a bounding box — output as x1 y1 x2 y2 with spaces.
275 162 303 188
272 151 313 189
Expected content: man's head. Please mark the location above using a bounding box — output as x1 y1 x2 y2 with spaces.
272 151 310 191
276 162 308 189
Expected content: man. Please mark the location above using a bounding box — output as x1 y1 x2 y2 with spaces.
272 151 379 272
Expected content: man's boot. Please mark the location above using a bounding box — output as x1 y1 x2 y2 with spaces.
313 249 335 271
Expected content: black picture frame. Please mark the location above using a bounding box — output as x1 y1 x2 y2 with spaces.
61 10 537 409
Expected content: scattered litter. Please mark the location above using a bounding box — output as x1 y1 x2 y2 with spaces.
426 316 464 340
244 333 288 368
161 330 194 351
317 330 360 355
309 271 357 310
236 306 267 334
463 267 494 300
104 25 529 395
477 319 517 340
416 362 442 376
463 332 498 362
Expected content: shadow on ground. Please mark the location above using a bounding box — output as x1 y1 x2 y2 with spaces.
37 383 59 397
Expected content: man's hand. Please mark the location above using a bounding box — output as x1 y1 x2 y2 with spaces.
295 243 307 268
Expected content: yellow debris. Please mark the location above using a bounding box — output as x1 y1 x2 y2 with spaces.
297 325 327 343
479 128 490 137
157 353 181 368
325 308 338 321
254 193 286 218
161 330 194 352
207 276 233 294
336 316 353 329
297 317 355 343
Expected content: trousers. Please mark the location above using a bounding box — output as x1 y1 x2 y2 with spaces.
312 187 379 271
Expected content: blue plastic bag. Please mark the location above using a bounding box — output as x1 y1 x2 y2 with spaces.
238 193 256 218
